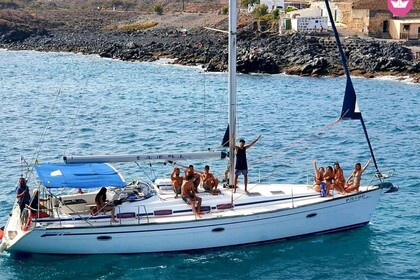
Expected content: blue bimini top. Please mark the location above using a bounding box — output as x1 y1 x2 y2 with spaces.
34 163 126 188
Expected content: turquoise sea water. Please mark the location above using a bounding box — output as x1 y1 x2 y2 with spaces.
0 50 419 279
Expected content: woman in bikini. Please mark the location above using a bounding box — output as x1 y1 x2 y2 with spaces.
345 159 371 193
312 160 324 192
323 166 334 197
333 163 347 194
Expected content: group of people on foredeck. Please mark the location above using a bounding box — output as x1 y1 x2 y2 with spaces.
170 135 262 218
170 164 218 218
312 158 371 197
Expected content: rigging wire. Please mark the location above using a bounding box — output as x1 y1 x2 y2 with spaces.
26 63 73 182
250 117 342 165
63 80 88 157
243 117 344 191
135 162 154 183
203 70 207 148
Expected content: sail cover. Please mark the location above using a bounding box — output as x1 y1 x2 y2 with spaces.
34 163 126 188
341 77 362 120
221 125 229 147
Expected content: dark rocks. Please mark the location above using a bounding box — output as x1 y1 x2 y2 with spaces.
0 16 418 81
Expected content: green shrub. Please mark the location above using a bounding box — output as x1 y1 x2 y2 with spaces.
253 4 268 19
259 14 273 21
272 8 280 19
222 6 228 15
285 6 297 13
153 3 163 15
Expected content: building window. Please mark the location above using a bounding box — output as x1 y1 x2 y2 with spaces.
383 20 389 33
403 24 410 32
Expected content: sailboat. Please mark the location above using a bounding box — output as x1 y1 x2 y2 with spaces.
0 0 397 255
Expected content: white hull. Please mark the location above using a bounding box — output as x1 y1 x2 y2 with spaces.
2 185 382 254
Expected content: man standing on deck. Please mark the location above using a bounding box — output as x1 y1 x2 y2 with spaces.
16 177 31 214
234 135 262 194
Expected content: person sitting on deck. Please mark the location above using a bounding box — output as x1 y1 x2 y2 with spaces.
94 187 118 223
323 166 334 197
171 166 183 198
201 165 219 195
29 189 50 218
182 173 202 218
333 162 347 194
185 164 201 192
312 160 325 193
345 159 371 193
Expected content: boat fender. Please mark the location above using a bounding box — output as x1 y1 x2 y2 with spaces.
0 228 3 240
21 208 32 231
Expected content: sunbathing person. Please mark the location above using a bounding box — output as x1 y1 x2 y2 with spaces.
95 187 118 223
171 166 183 198
333 162 347 194
346 159 371 193
323 166 334 197
312 160 324 192
182 174 202 218
184 165 201 192
201 165 219 195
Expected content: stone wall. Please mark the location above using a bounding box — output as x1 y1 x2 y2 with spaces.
310 1 352 23
349 8 369 33
368 10 393 38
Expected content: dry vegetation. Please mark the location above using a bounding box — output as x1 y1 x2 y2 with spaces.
117 21 159 31
0 1 238 32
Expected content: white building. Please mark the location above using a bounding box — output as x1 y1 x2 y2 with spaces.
260 0 285 12
289 7 328 33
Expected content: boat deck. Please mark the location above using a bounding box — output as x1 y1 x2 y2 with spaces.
27 183 375 229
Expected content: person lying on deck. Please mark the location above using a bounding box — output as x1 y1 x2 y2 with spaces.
182 173 202 218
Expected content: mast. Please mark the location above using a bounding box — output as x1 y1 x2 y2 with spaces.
324 0 381 175
228 0 237 188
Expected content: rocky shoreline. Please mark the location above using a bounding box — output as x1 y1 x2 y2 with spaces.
1 10 420 82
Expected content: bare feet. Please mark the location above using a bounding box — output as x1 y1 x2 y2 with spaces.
112 219 119 223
